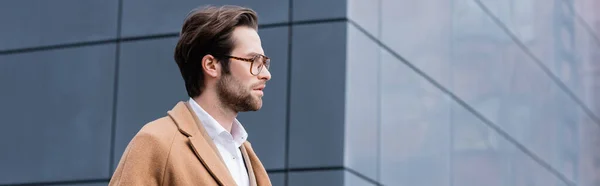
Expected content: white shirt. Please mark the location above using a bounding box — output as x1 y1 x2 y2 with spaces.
189 98 249 186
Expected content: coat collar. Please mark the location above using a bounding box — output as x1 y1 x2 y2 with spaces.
167 101 237 186
187 97 249 147
167 101 271 186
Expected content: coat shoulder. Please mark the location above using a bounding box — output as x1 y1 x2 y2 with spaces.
109 116 179 186
125 116 179 150
125 116 180 157
138 116 178 139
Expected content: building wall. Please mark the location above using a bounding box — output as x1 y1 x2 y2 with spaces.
345 0 600 185
1 0 599 186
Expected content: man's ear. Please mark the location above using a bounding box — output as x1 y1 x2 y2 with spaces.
201 55 220 78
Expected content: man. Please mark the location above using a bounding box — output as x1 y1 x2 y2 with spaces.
109 5 272 186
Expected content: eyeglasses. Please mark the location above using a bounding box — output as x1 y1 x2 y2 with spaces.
224 54 271 76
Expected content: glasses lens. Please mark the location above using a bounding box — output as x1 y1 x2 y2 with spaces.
251 56 262 75
264 58 270 70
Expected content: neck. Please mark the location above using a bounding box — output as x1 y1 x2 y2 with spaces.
193 91 237 133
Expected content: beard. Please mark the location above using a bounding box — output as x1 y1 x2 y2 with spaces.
216 73 262 112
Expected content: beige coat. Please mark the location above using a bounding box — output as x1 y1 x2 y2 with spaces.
109 101 271 186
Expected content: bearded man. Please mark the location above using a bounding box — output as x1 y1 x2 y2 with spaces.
109 5 272 186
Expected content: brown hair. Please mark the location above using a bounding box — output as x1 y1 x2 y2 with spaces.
174 5 258 98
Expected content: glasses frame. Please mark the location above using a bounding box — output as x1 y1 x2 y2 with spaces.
223 54 270 76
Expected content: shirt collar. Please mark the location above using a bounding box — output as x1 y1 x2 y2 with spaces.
189 98 248 147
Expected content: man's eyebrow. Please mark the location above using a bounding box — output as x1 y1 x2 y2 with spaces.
246 52 264 56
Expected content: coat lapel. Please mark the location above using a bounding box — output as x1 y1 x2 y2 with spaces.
240 145 257 186
167 101 237 186
243 142 272 186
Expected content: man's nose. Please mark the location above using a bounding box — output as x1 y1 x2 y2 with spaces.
258 68 271 81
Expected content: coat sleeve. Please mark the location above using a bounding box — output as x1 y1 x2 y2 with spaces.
109 131 171 186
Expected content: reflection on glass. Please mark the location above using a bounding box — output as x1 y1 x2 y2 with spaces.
449 0 576 185
377 0 600 185
380 49 451 186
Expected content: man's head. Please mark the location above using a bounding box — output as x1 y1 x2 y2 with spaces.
174 5 271 112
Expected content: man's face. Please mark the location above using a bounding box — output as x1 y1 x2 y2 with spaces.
217 26 271 112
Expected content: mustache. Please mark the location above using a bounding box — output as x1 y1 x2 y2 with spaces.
251 82 267 88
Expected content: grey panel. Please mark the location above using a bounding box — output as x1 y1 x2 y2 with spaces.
292 0 346 21
238 26 289 170
380 0 453 84
377 0 592 182
113 38 187 170
268 172 285 186
477 0 589 107
573 1 600 37
348 0 380 38
345 170 377 186
579 113 600 186
288 170 344 186
379 2 453 185
121 0 289 37
451 102 568 186
344 23 379 181
558 1 600 119
587 40 600 117
379 45 451 186
0 0 118 51
289 22 347 168
0 44 116 184
585 39 600 118
448 2 584 180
